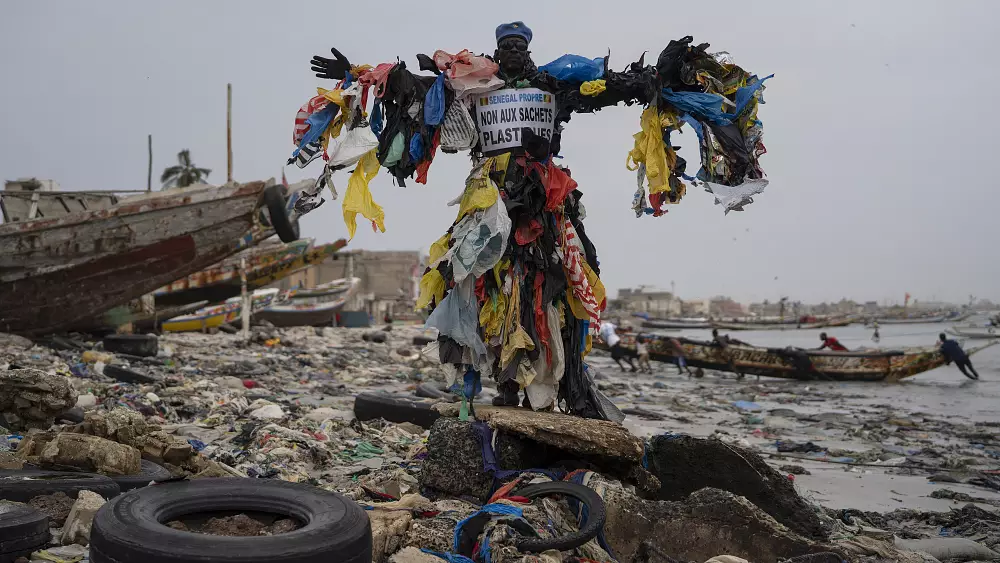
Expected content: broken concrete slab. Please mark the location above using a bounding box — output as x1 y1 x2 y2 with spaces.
434 404 643 463
60 490 105 546
419 416 659 502
645 434 829 540
0 369 78 430
39 434 141 476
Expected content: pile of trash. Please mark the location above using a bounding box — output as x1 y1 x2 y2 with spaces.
2 328 998 563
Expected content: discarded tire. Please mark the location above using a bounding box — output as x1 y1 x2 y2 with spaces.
111 460 172 493
513 482 606 553
0 503 49 563
263 185 300 243
354 393 440 429
91 478 371 563
0 469 120 502
103 334 158 357
103 364 159 384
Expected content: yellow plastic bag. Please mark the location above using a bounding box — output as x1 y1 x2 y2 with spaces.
626 106 678 194
342 149 384 240
580 79 606 96
415 269 446 311
428 233 451 265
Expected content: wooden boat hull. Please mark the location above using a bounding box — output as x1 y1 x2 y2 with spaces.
254 299 347 327
948 326 1000 339
641 320 711 330
67 300 210 333
154 239 346 307
163 289 279 332
0 182 268 335
600 334 997 382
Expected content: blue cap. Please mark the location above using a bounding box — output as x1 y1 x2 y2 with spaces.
496 21 532 45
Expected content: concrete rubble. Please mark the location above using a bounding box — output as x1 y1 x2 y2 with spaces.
1 327 998 562
59 490 104 546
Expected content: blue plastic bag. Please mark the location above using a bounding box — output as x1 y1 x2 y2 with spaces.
424 73 447 126
539 54 605 83
661 89 732 126
409 132 424 161
370 100 383 137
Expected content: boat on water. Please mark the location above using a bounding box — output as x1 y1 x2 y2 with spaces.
254 277 361 327
0 181 290 335
872 312 972 325
948 326 1000 339
601 333 998 382
162 289 280 332
711 317 852 331
154 238 347 307
641 318 713 330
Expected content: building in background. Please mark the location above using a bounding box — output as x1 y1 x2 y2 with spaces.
611 287 682 317
270 249 422 320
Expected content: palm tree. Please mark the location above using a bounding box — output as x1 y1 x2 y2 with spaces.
161 150 211 189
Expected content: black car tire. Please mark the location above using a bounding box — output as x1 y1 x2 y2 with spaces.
111 460 172 493
103 334 158 357
0 469 120 502
103 364 159 384
354 393 440 429
513 482 606 553
0 503 49 563
263 185 300 243
90 478 371 563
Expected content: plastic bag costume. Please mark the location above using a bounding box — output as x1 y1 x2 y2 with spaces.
289 22 772 419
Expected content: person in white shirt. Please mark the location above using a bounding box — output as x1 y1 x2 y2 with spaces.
600 320 636 372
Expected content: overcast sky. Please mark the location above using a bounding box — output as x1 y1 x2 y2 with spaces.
1 1 996 305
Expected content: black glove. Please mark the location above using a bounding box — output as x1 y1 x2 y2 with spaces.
310 47 352 80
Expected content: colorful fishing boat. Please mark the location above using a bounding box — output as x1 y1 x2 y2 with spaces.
254 277 360 327
162 289 280 332
601 333 998 382
0 181 287 335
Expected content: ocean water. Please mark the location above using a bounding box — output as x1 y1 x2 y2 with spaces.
649 320 1000 422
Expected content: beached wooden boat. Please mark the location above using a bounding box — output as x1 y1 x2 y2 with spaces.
601 333 998 382
254 277 360 327
67 300 210 333
163 289 279 332
154 238 347 307
0 182 278 335
948 326 1000 339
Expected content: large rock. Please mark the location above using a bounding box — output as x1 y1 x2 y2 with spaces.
60 490 105 546
419 418 492 500
645 434 829 540
0 369 78 430
602 485 838 563
39 433 141 476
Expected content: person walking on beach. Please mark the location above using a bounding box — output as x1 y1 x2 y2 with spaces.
818 332 848 351
635 336 653 374
600 320 637 373
665 337 691 376
939 333 979 380
871 321 881 343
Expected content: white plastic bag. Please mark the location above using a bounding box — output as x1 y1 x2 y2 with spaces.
444 198 511 283
440 99 478 152
328 126 379 168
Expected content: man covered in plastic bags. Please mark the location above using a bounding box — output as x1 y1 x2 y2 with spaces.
290 22 771 419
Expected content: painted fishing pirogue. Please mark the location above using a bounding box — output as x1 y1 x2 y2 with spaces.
606 333 998 382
